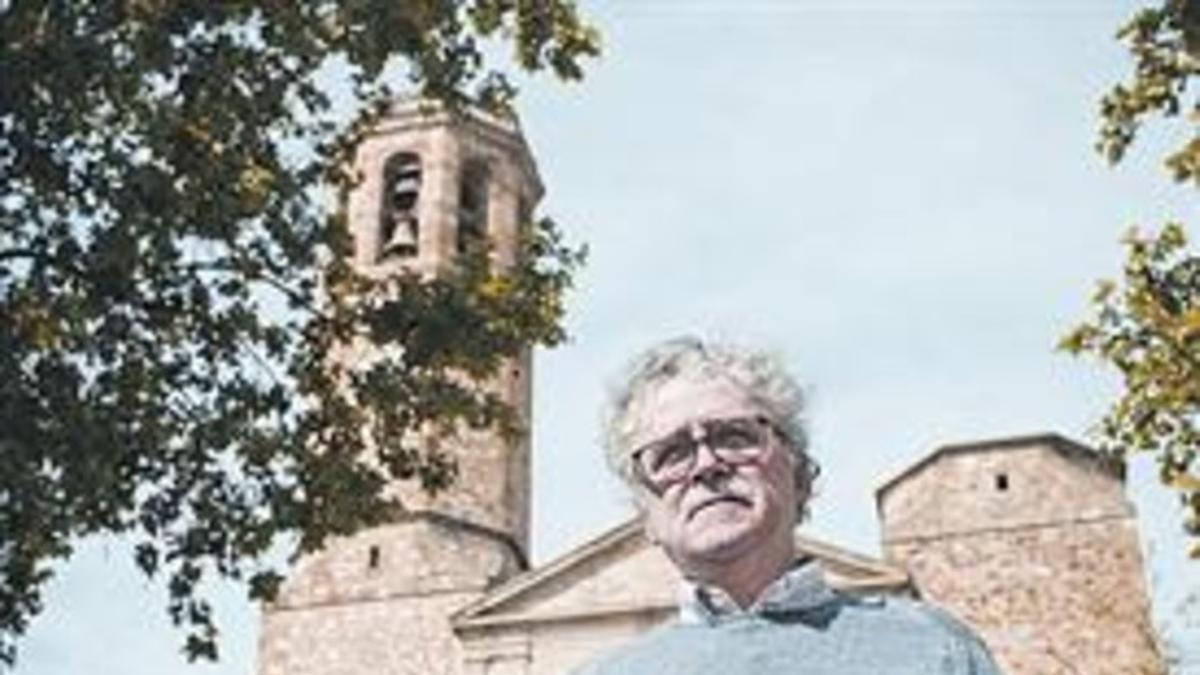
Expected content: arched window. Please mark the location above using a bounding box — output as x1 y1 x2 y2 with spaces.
379 152 421 259
457 159 489 254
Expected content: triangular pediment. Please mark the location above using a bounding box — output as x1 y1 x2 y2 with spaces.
452 517 909 631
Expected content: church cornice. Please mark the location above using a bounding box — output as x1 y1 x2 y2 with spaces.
874 431 1124 505
449 517 910 633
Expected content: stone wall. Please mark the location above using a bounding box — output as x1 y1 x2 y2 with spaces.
259 518 523 675
338 100 538 550
258 101 542 675
261 588 479 675
889 517 1160 674
879 438 1162 674
880 441 1128 542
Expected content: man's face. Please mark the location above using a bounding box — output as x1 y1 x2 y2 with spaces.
629 375 797 575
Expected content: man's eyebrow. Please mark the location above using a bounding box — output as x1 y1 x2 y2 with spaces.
653 426 693 445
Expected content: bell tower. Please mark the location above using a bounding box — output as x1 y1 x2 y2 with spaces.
258 99 543 675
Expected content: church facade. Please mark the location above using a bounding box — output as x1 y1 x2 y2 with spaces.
256 103 1163 675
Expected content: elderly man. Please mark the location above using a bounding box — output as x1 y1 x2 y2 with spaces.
574 337 1000 674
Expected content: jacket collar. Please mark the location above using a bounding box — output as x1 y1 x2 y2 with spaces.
678 557 837 624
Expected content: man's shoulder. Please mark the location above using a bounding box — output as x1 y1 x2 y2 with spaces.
568 594 1001 675
839 594 1000 672
845 593 967 629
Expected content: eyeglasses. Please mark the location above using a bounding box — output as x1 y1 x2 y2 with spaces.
631 415 782 490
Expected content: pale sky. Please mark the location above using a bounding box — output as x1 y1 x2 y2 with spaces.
15 1 1200 673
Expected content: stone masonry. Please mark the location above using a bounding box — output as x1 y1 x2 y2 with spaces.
257 100 543 675
878 434 1162 674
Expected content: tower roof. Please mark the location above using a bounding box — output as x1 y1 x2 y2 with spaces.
874 431 1123 507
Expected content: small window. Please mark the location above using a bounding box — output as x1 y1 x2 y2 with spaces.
379 152 421 259
368 545 381 569
518 196 533 229
457 160 490 254
510 195 533 260
995 473 1009 492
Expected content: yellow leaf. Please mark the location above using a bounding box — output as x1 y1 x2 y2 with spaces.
238 163 275 212
479 276 512 300
1177 307 1200 341
1092 279 1117 304
1169 472 1200 492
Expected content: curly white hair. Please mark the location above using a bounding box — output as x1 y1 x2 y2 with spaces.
600 336 819 519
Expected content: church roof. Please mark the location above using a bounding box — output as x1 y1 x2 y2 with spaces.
451 516 909 632
874 431 1123 504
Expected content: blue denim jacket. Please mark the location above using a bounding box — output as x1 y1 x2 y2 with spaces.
571 560 1002 675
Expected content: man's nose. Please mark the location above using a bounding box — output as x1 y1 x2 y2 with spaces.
688 439 730 482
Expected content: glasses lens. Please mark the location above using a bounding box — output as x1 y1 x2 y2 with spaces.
636 416 774 487
705 418 764 453
640 433 696 482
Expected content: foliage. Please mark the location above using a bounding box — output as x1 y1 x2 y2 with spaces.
1097 0 1200 179
0 0 597 665
1062 0 1200 557
1062 225 1200 554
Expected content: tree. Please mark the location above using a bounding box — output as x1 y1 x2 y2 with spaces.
0 0 598 665
1060 0 1200 557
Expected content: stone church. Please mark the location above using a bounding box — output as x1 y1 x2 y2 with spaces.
256 101 1163 675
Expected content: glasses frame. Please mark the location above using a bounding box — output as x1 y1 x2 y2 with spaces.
631 414 786 493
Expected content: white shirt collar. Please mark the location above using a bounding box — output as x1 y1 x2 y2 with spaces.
677 558 838 625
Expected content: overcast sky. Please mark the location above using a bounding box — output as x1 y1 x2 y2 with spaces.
15 1 1200 673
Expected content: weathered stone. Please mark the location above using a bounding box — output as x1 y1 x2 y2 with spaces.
878 434 1162 675
258 100 541 675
